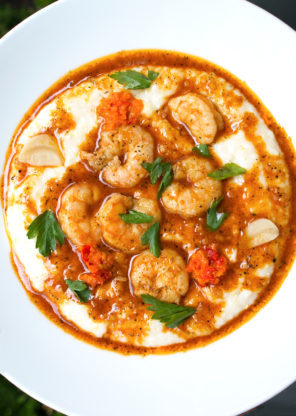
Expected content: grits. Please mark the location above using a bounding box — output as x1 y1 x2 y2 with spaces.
3 50 296 354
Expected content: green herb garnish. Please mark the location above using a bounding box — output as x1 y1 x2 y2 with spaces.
142 157 163 184
208 162 246 180
141 221 161 257
147 70 159 81
192 144 211 158
157 166 173 199
27 209 65 257
206 196 230 231
109 69 159 90
65 279 91 303
141 294 196 328
142 157 173 199
119 210 153 224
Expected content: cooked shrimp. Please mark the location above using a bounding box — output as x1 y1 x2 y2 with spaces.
130 249 189 303
58 182 102 245
98 193 161 253
150 114 193 158
162 155 222 218
82 125 154 188
168 93 224 144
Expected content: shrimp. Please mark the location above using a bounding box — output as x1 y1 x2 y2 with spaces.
168 93 224 144
98 193 161 253
162 155 222 218
58 182 102 246
150 114 193 158
82 125 154 188
130 249 189 303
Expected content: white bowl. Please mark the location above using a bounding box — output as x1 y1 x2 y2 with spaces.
0 1 296 415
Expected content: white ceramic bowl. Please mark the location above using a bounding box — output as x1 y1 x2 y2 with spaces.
1 1 296 415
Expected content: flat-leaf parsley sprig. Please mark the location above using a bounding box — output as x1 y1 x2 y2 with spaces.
141 294 196 328
141 221 161 258
208 162 246 180
192 144 211 158
206 196 230 231
27 209 65 257
65 279 91 303
119 210 153 224
142 157 173 200
109 70 159 90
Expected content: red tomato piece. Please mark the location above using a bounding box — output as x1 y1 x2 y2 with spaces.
186 245 227 287
97 91 143 131
78 245 112 288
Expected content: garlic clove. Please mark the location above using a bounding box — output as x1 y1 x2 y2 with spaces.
245 218 279 248
18 134 64 167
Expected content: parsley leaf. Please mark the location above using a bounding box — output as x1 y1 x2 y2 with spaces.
157 163 173 199
109 69 159 90
142 157 163 184
27 210 65 257
192 144 211 158
141 294 196 328
142 157 173 199
206 196 230 231
65 279 91 303
119 210 153 224
208 163 246 180
147 70 159 81
141 221 161 257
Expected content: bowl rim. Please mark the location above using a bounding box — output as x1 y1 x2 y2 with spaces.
1 1 296 416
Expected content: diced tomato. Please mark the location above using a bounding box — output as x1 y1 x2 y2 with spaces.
186 245 227 287
79 269 112 289
97 91 143 131
80 244 91 264
78 245 112 288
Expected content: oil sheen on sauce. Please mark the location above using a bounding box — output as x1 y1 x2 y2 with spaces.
2 50 296 355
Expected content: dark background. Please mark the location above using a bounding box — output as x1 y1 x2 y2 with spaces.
0 0 295 415
244 2 296 413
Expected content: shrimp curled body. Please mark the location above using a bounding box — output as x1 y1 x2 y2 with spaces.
99 193 161 253
130 249 189 303
162 155 222 218
168 93 224 144
58 182 102 246
83 126 154 188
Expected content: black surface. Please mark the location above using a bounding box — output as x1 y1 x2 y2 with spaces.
248 0 296 30
243 4 296 416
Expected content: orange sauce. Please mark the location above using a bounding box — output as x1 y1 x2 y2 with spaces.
2 50 296 355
